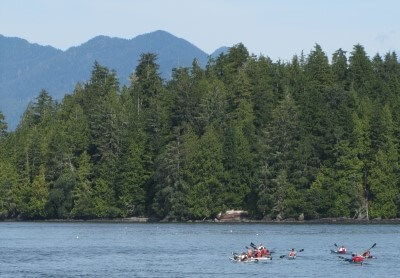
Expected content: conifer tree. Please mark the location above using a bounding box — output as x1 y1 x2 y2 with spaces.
152 127 187 220
0 111 7 139
368 105 399 218
185 126 225 219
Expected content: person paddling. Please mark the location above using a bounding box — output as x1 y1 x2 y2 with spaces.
362 250 371 258
240 252 249 261
338 245 347 254
362 243 376 258
257 243 270 257
351 253 364 263
247 248 253 258
289 248 297 258
340 253 364 264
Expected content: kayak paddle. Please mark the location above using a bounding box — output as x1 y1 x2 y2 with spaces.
366 243 376 251
338 256 350 262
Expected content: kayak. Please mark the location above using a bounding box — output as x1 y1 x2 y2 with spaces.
288 255 296 260
230 256 272 263
331 249 350 255
339 256 364 264
252 256 272 261
363 255 377 259
344 259 363 265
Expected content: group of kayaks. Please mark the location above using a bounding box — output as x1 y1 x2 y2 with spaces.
231 242 303 262
331 243 377 264
231 242 377 265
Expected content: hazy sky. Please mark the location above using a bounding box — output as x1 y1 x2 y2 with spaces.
1 0 398 60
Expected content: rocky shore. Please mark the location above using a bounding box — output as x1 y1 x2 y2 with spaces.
3 216 400 224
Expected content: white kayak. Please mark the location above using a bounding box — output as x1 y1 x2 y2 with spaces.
230 256 272 263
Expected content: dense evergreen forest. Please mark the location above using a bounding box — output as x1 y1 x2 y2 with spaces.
1 43 400 221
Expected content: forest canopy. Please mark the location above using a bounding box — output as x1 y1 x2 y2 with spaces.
1 43 400 221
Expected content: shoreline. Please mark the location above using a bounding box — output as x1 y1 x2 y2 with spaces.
2 217 400 224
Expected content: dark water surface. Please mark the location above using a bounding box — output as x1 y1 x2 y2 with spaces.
0 222 398 277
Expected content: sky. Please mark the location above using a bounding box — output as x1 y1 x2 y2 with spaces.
1 0 399 61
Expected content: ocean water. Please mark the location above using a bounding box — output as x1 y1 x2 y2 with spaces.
0 222 398 277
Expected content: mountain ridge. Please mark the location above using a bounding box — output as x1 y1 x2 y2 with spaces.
0 30 228 129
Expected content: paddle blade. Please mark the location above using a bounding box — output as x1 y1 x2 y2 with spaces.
299 249 304 252
279 255 286 259
370 243 376 249
334 243 338 247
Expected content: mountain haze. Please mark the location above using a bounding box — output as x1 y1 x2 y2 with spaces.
0 30 226 129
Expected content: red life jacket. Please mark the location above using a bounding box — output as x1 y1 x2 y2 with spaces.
261 248 267 256
289 251 296 257
352 255 364 263
338 248 346 254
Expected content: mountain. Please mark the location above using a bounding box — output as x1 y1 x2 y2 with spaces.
0 30 224 129
210 46 230 58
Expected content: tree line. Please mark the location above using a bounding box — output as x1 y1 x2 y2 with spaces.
1 43 400 221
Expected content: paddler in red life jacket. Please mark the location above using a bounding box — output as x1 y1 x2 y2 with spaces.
351 253 364 263
258 243 270 257
255 249 262 257
338 245 347 254
253 245 262 258
247 248 253 258
289 248 297 258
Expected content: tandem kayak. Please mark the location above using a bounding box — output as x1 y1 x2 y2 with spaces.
338 255 364 264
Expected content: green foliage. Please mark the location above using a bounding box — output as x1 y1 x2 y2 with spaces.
0 155 18 219
368 105 399 218
1 44 400 221
0 111 7 139
116 142 148 216
185 127 225 219
152 128 188 220
18 166 48 219
71 151 95 219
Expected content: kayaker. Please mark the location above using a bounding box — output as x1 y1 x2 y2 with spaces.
362 250 371 258
240 252 248 261
261 246 270 257
256 243 267 257
338 245 347 254
351 253 364 263
289 248 297 258
247 248 253 258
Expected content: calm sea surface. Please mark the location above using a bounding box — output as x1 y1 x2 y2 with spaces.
0 222 398 277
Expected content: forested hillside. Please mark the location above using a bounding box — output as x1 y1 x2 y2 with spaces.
1 43 399 221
